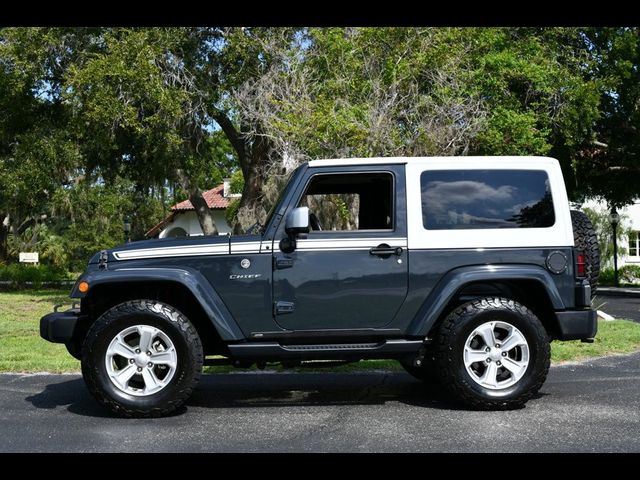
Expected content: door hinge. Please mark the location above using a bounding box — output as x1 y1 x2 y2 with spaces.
274 301 295 315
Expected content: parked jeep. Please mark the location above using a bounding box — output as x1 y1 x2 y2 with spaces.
41 156 599 417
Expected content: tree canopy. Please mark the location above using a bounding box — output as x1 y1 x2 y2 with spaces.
1 27 639 270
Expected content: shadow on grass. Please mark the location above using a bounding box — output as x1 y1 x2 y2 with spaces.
0 288 71 307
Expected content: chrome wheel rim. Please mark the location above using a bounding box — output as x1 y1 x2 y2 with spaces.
105 325 178 397
463 321 530 391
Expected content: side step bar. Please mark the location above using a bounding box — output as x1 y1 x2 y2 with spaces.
227 339 424 361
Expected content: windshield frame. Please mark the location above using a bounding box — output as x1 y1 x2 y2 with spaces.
260 164 306 236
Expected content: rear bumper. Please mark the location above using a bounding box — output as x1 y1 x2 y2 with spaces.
40 308 86 344
575 280 592 308
555 309 597 341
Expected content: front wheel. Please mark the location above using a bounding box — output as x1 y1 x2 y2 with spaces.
81 300 203 418
434 297 550 410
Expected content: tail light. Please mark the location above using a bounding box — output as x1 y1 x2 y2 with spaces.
575 251 586 278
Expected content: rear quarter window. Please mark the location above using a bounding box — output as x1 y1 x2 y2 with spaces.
420 169 555 230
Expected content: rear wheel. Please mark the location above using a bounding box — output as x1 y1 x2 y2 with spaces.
81 300 203 418
434 297 550 410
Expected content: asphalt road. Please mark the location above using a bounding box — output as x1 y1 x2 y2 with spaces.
1 352 640 453
597 294 640 322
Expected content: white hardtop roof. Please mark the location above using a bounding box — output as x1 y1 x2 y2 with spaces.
308 156 559 168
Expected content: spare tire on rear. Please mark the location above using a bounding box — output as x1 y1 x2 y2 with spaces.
570 209 600 296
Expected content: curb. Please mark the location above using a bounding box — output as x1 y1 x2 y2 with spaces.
597 287 640 298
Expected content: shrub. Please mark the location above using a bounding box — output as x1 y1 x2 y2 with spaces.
0 263 73 287
597 265 640 287
599 268 615 286
619 265 640 285
6 223 68 269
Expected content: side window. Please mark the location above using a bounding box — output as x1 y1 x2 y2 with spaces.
420 170 555 230
298 172 393 231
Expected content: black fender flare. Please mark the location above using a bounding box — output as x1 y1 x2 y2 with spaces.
407 264 566 337
70 267 245 341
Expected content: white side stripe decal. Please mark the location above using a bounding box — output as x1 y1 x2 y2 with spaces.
113 237 408 260
296 237 407 251
230 241 263 254
112 244 229 260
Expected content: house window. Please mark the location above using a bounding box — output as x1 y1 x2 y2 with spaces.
630 231 640 257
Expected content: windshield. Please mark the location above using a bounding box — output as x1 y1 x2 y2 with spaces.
259 166 301 234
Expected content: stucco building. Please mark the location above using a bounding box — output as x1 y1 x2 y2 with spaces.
146 179 239 238
581 198 640 267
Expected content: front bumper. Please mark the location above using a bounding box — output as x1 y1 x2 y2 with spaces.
555 309 597 341
40 308 86 344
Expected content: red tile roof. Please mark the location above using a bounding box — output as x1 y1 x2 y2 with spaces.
145 183 236 238
144 212 177 238
172 184 231 211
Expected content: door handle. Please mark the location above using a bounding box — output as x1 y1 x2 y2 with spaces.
274 301 295 315
369 244 403 257
274 257 294 270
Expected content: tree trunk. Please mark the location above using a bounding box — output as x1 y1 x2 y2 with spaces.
175 169 219 236
0 213 9 262
215 112 274 234
233 156 270 234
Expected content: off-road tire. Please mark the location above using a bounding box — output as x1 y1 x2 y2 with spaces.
571 209 600 296
434 297 550 410
81 300 203 418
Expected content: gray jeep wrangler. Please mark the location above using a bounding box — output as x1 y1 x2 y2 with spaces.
40 156 599 417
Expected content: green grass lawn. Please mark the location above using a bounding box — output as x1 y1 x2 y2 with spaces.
0 289 80 373
2 288 640 373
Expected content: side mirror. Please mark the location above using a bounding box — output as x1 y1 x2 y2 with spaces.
280 207 310 253
285 206 310 236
